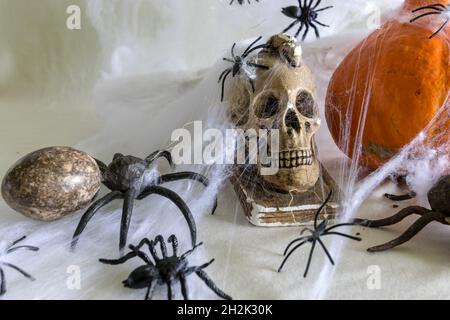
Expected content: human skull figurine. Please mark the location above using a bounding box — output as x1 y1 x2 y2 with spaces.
228 34 321 194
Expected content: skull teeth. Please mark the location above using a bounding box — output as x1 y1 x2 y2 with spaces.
277 149 313 168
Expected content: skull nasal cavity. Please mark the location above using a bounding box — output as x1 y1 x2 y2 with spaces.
285 109 300 130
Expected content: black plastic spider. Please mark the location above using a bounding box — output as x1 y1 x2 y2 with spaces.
354 175 450 252
282 0 333 41
278 192 362 278
0 236 39 296
410 3 449 39
100 234 232 300
219 36 269 102
71 150 216 252
230 0 259 4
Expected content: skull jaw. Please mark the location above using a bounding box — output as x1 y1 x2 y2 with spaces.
259 159 320 194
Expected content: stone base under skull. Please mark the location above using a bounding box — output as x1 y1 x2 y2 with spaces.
230 165 340 227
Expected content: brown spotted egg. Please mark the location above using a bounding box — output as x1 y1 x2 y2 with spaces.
1 147 102 221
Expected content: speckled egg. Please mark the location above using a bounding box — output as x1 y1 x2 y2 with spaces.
1 147 102 221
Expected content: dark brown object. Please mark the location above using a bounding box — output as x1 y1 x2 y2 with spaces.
1 147 101 221
355 175 450 252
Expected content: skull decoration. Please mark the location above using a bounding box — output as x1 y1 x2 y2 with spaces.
228 34 321 194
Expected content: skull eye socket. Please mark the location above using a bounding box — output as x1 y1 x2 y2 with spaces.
255 94 280 119
296 90 316 118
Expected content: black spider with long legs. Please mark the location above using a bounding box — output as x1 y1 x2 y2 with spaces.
353 175 450 252
71 150 217 252
278 191 362 278
282 0 333 41
410 3 450 39
219 36 269 102
230 0 259 4
0 236 39 296
100 234 232 300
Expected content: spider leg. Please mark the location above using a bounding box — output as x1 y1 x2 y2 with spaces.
145 281 156 300
168 235 178 257
71 191 123 250
412 5 446 13
138 186 197 247
243 44 268 57
410 11 442 23
154 235 168 258
231 43 237 60
93 158 108 176
312 0 321 9
283 19 300 33
167 280 174 300
430 17 449 38
367 211 447 252
180 274 189 300
278 239 309 272
243 36 263 56
303 240 317 278
247 62 269 69
119 188 139 252
128 246 152 264
144 150 173 167
181 242 204 260
196 270 232 300
1 262 35 281
148 240 161 262
317 238 335 265
222 58 235 64
384 192 416 201
354 206 431 228
315 6 333 13
9 236 27 247
313 19 330 27
325 221 363 232
283 237 309 256
322 231 362 241
220 70 232 102
7 245 39 254
0 268 5 296
99 250 138 265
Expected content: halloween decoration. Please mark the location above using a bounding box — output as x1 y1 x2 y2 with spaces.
278 192 362 278
230 0 259 4
100 235 232 300
325 0 450 170
71 151 215 252
281 0 333 41
1 147 102 221
356 175 450 252
228 34 340 226
0 236 39 296
411 3 450 38
219 36 269 102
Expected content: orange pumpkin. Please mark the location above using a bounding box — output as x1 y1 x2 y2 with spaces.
325 0 450 170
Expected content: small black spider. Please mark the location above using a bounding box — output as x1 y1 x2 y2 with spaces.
0 236 39 296
100 234 232 300
410 3 449 38
229 0 259 5
219 36 269 102
71 150 217 252
278 192 362 278
282 0 333 41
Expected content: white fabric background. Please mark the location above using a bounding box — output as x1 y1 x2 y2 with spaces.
0 0 449 300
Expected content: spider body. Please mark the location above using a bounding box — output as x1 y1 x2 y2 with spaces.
71 151 216 252
356 175 450 252
100 235 232 300
282 0 333 41
0 236 39 296
278 192 362 278
410 3 450 38
219 36 269 101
